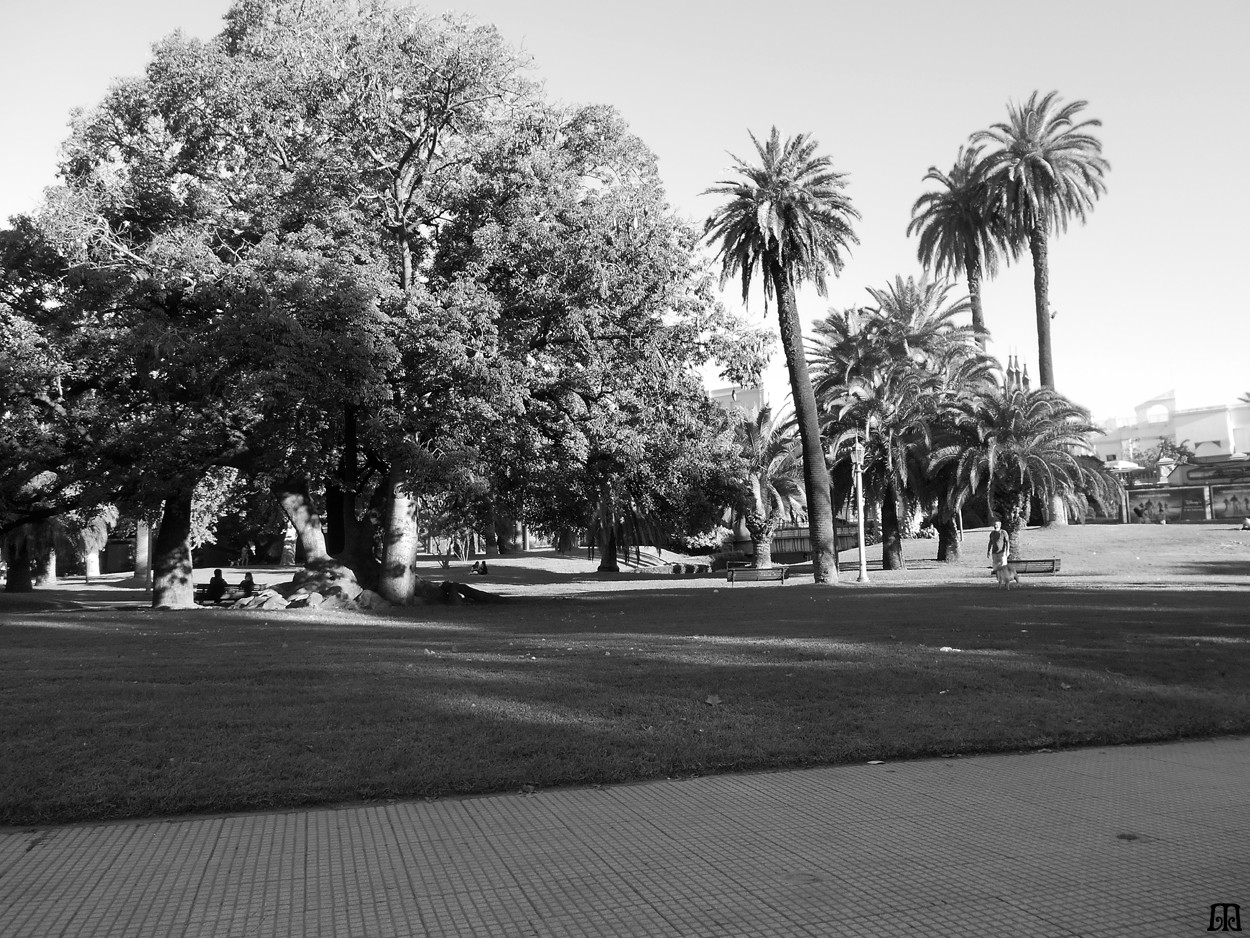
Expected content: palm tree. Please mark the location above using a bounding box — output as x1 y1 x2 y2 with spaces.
811 276 993 569
732 407 805 568
973 91 1109 389
930 387 1118 558
704 128 860 584
907 146 1014 349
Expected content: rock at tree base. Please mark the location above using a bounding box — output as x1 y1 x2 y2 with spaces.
292 561 363 600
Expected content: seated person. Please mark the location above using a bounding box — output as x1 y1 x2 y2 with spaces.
240 572 256 596
205 569 228 603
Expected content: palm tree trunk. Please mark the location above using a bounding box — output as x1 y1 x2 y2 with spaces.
881 485 905 570
746 511 778 568
935 515 961 562
964 249 987 350
1003 496 1028 561
152 483 196 608
768 259 838 584
1029 224 1054 390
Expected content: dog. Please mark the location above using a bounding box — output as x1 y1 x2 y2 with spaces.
993 562 1020 589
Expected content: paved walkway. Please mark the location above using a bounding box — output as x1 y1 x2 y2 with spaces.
3 737 1247 937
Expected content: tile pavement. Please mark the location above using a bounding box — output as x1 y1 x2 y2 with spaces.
1 737 1247 936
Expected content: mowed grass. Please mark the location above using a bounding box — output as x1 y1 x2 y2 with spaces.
1 523 1248 826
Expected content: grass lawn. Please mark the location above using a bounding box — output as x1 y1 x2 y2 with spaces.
2 523 1248 827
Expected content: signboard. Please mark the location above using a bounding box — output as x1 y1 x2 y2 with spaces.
1129 487 1206 522
1211 484 1250 521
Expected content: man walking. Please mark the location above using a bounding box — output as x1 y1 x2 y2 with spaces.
987 520 1013 588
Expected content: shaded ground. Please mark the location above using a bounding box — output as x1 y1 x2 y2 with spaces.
1 523 1247 826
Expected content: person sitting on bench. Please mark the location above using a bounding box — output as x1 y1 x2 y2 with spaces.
206 569 229 603
240 572 256 596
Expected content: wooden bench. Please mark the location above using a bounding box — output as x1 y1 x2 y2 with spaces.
727 566 790 585
996 558 1061 575
194 585 252 605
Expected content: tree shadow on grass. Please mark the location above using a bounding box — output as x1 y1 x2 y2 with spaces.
1172 560 1250 577
4 579 1250 825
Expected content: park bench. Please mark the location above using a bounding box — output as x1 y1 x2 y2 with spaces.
726 565 790 585
999 558 1062 575
194 585 252 605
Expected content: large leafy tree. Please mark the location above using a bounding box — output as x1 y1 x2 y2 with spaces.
907 145 1014 349
32 18 405 605
973 91 1109 389
704 128 860 584
930 387 1117 558
436 105 743 571
215 0 535 602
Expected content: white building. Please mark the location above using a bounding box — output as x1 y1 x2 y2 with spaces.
1093 391 1250 462
708 385 767 415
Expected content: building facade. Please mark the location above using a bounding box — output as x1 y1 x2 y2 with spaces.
1093 391 1250 462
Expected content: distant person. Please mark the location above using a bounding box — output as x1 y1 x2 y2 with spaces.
987 520 1010 572
240 573 256 596
206 569 228 603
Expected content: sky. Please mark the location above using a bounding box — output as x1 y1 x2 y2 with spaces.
2 0 1247 425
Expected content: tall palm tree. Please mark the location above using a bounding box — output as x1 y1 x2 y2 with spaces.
733 406 805 568
973 91 1109 389
907 146 1014 349
930 387 1117 558
704 127 859 584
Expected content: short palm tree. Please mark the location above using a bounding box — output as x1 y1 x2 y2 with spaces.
825 366 935 570
973 91 1109 389
733 407 805 568
930 387 1118 558
704 127 860 584
907 146 1014 349
810 276 976 395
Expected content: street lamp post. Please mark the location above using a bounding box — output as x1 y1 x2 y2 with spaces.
851 435 870 583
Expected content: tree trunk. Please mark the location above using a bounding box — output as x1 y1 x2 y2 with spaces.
134 520 151 583
596 481 620 573
880 486 905 570
1029 224 1054 390
482 522 500 557
379 466 420 604
34 548 57 586
494 508 518 554
964 249 987 350
1003 496 1028 562
935 515 961 562
1047 493 1069 528
4 538 34 592
84 549 101 582
745 511 778 568
272 478 329 563
768 259 838 584
324 486 346 556
151 484 196 608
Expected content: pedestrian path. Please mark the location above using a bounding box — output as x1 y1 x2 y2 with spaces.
3 737 1247 937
